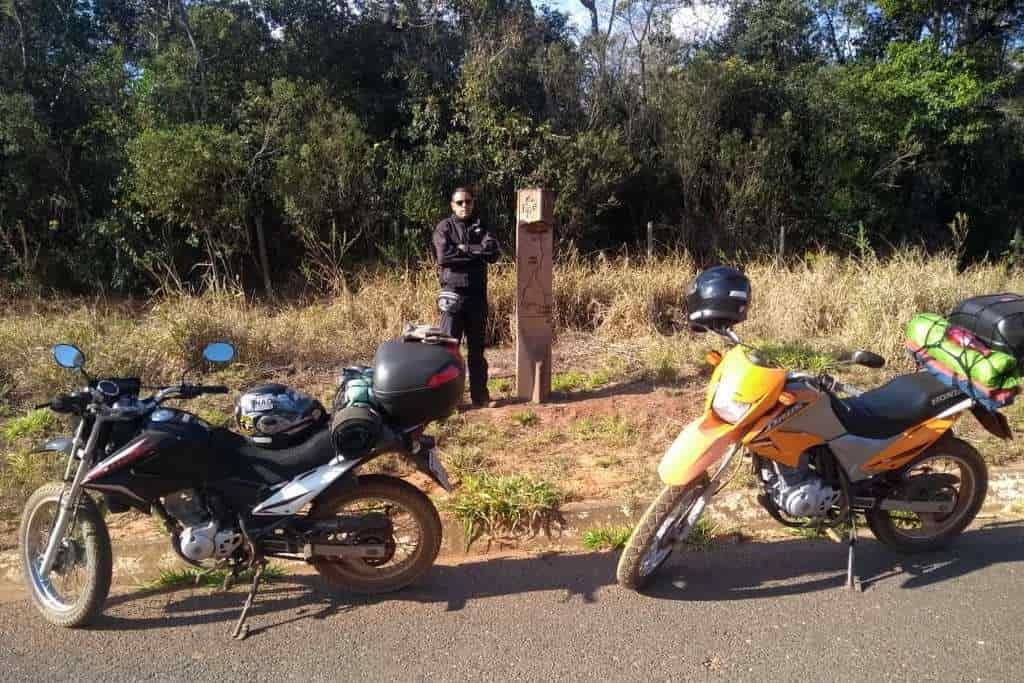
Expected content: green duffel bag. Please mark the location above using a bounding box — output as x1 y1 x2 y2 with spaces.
906 313 1020 389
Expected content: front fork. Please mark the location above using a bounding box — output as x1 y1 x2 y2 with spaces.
669 443 741 542
39 419 95 575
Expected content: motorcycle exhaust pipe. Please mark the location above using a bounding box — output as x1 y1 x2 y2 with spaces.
302 543 389 561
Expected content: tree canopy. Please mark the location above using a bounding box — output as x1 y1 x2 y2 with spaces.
2 1 1023 295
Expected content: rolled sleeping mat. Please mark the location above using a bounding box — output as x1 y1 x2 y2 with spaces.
331 404 382 457
906 313 1020 389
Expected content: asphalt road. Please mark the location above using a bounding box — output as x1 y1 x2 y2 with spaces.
3 522 1024 682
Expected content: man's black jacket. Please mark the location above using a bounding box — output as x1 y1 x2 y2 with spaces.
433 215 499 294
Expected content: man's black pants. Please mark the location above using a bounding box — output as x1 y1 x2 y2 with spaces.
440 294 489 405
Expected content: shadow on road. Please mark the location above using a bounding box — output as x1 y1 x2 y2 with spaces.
646 521 1024 601
91 521 1024 638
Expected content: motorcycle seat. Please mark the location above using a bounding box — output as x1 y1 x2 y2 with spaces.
830 372 967 440
212 427 337 483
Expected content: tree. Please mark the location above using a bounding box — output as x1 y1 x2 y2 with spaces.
718 0 821 70
127 124 248 288
244 79 376 291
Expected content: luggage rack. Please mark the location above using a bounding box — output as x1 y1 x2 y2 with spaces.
907 313 1020 412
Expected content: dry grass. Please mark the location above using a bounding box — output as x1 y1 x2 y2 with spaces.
4 249 1014 408
2 250 1022 517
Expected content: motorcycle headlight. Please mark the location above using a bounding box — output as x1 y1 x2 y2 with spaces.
711 388 751 423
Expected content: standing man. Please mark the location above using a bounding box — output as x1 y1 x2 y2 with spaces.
434 187 500 407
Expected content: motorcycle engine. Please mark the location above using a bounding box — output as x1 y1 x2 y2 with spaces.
762 459 840 518
164 490 243 562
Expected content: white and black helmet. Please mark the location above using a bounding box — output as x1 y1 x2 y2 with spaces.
235 383 326 447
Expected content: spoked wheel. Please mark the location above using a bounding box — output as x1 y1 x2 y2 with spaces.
309 475 442 595
19 482 112 627
616 475 709 591
867 437 988 553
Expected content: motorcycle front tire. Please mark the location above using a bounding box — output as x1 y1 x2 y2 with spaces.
19 482 112 627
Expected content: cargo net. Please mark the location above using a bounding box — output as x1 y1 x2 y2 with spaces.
905 313 1020 411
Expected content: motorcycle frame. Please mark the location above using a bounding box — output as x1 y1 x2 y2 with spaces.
250 432 450 517
35 410 451 570
657 344 983 510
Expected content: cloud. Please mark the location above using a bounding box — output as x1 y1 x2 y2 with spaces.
671 2 729 43
546 0 595 34
550 0 728 42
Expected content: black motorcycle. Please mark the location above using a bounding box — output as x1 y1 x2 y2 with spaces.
19 332 464 638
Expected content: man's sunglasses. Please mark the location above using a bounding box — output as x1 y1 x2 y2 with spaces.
454 199 473 206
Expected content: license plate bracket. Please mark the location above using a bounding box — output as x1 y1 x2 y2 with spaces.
423 449 452 492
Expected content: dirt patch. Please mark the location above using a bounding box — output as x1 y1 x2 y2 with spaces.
433 375 706 505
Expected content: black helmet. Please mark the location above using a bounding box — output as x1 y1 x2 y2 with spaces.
685 266 751 332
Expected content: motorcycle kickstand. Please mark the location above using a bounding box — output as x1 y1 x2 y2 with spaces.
221 562 242 591
845 513 860 592
230 559 266 641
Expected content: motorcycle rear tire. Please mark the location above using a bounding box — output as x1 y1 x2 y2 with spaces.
866 437 987 553
309 475 442 595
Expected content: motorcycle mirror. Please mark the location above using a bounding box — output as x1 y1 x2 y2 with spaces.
52 344 85 370
851 350 885 369
202 342 235 364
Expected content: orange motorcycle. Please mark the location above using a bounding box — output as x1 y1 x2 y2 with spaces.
617 268 1003 591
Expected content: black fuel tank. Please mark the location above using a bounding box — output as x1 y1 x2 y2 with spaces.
83 409 220 503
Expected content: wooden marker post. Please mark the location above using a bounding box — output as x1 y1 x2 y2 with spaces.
515 188 554 403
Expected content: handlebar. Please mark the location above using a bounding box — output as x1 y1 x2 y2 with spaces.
38 384 230 417
817 373 863 397
36 392 91 414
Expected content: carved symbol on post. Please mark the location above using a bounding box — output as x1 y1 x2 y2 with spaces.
519 248 550 317
519 193 540 223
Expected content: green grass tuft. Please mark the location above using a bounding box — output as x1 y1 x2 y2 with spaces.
551 360 625 394
643 347 681 384
756 340 836 374
445 473 563 549
683 515 719 550
193 407 233 428
568 415 638 447
2 409 56 442
487 377 513 397
510 410 539 427
138 563 288 592
443 444 491 478
552 370 589 393
582 525 633 551
0 450 64 518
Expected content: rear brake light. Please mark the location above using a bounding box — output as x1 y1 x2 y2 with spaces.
427 364 460 388
443 343 463 365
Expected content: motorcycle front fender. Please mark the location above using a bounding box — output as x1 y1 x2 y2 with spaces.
31 436 73 456
657 414 744 486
